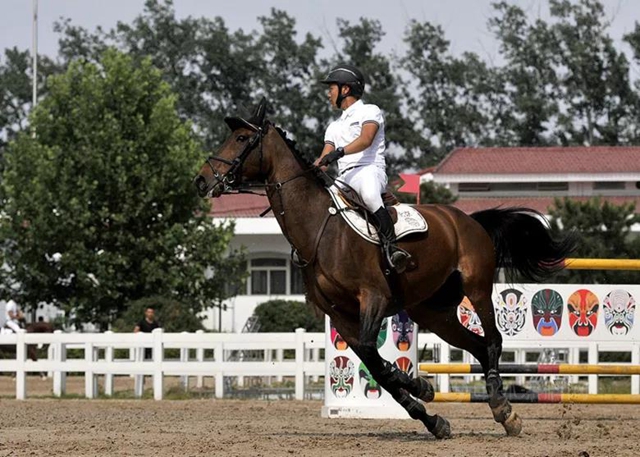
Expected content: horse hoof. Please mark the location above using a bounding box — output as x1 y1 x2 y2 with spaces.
415 377 435 403
430 415 452 439
502 411 522 436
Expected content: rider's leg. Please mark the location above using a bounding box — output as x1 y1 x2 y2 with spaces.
6 320 21 333
347 166 410 273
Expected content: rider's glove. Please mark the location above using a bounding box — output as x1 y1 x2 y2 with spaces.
318 147 345 167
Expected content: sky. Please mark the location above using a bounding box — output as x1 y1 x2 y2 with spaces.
0 0 638 66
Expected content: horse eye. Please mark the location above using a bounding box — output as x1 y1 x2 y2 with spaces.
236 135 248 142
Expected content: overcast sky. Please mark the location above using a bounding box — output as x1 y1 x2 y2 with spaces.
1 0 638 65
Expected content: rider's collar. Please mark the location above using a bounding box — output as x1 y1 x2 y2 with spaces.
340 99 363 120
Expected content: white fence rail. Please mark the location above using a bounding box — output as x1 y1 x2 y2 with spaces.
0 328 324 400
1 330 638 399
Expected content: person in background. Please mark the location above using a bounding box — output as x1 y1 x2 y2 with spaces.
4 299 24 333
134 306 161 360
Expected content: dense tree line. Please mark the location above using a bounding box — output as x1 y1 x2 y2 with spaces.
5 0 640 173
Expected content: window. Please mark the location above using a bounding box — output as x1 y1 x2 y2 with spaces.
458 183 490 192
593 181 625 191
537 182 568 192
249 258 286 295
290 265 306 295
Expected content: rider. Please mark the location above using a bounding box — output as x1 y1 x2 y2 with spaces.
4 299 24 333
316 64 410 274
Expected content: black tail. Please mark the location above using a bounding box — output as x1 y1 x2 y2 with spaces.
471 208 577 283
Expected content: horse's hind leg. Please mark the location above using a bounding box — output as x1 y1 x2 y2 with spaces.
411 289 521 436
464 281 522 436
351 289 450 439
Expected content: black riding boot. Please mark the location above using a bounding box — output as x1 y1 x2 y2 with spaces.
372 207 410 274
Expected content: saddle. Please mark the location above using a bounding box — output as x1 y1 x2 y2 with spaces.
328 185 428 245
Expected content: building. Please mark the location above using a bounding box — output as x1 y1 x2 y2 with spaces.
423 146 640 214
205 146 640 332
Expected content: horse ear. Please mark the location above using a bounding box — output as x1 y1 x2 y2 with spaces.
253 97 268 126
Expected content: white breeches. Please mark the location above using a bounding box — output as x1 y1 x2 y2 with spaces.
5 320 20 333
338 165 387 212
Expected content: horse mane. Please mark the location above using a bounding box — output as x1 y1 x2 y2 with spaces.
271 123 332 188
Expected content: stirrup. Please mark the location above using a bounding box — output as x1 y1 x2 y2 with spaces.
385 246 411 274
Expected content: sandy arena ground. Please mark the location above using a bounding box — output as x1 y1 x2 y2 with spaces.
0 378 639 457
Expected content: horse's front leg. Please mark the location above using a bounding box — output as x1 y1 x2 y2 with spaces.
352 289 451 439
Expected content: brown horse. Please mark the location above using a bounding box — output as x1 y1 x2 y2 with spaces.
0 320 55 363
195 99 576 439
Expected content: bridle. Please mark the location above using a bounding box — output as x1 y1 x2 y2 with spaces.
204 122 266 195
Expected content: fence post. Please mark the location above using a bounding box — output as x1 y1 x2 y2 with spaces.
104 331 114 396
52 330 66 397
569 347 580 385
16 330 26 400
180 332 189 391
85 340 96 399
295 328 305 400
134 341 144 398
632 343 640 395
439 343 451 393
588 343 598 394
311 347 320 383
276 348 284 383
214 342 224 399
152 328 163 400
195 330 204 389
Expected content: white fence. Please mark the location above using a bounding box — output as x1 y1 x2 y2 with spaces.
0 328 324 400
1 330 638 399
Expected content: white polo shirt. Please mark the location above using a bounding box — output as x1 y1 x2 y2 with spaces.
323 99 386 174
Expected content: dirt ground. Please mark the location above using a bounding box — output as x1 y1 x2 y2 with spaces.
1 377 639 457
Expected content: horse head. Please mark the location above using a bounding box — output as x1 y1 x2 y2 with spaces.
194 97 273 198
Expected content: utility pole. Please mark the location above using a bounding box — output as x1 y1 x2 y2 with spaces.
31 0 38 138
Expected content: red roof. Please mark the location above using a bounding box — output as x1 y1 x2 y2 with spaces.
435 147 640 175
453 196 640 214
209 194 272 218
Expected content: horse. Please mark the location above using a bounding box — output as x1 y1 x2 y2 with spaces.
194 98 576 439
0 320 55 366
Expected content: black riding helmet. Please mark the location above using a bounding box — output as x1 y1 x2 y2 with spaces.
321 65 366 108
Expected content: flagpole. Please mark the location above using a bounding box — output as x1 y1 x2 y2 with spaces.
31 0 38 138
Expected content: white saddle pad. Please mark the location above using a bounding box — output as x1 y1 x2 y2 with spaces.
328 186 428 245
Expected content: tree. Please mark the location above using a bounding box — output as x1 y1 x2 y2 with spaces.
0 49 246 329
0 47 60 152
252 299 324 332
547 197 640 284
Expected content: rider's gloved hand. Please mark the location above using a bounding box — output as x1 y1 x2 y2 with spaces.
318 147 345 167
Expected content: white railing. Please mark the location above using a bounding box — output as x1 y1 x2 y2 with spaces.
1 330 638 399
0 328 324 400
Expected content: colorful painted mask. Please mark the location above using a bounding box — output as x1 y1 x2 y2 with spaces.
495 288 527 336
359 362 382 399
603 289 636 336
567 289 599 337
393 356 415 377
531 289 563 336
377 319 388 349
330 322 348 350
330 356 354 398
392 311 414 351
457 296 485 336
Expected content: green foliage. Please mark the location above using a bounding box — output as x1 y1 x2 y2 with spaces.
252 299 323 332
112 296 204 333
0 49 246 329
547 197 640 284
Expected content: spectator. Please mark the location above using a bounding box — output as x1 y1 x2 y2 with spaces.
134 306 161 359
